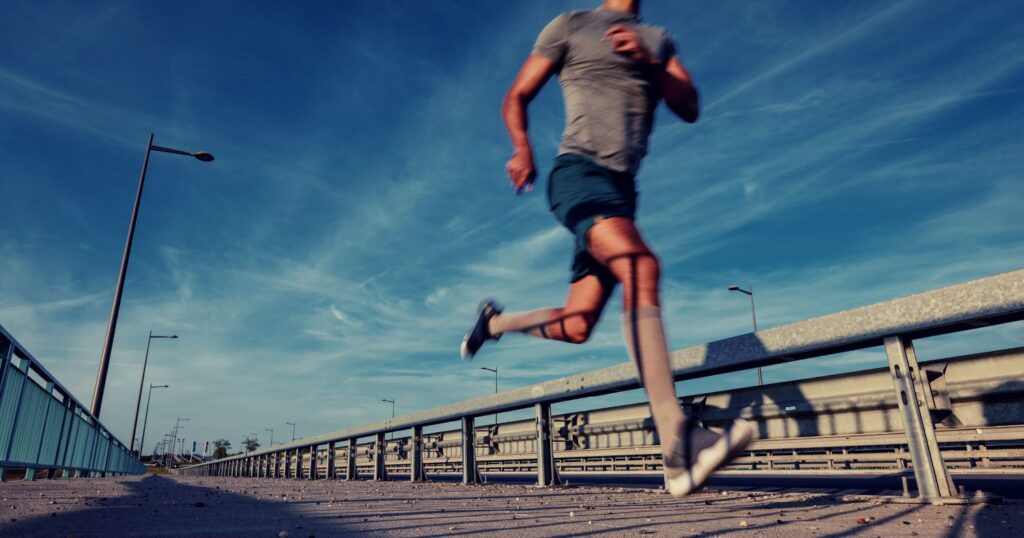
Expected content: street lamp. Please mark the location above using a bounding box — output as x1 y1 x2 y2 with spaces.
728 284 762 386
90 133 214 418
480 367 499 426
173 418 189 459
130 332 177 454
285 422 296 441
139 383 168 459
266 428 274 447
382 398 395 439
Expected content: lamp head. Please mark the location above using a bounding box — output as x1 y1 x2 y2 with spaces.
193 151 215 162
728 285 740 291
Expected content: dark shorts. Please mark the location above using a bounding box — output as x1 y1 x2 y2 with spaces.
547 153 637 285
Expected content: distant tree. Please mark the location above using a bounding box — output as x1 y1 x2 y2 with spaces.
212 438 232 459
243 436 260 453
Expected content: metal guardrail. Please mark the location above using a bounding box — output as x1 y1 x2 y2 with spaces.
344 346 1024 478
178 268 1024 501
0 324 144 479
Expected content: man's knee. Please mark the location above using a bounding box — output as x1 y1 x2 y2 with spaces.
561 313 596 344
609 252 660 308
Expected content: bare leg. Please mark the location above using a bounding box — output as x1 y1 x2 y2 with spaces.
585 217 685 459
489 274 614 344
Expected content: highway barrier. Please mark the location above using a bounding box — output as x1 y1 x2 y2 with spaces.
177 269 1024 501
0 325 144 479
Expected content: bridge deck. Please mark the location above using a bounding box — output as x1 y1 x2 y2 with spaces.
1 475 1019 537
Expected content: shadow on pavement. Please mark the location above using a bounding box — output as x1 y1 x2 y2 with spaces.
0 474 367 538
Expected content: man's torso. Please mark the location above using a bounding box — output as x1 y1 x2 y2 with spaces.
536 8 675 174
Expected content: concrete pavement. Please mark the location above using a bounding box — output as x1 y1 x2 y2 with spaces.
0 474 1020 537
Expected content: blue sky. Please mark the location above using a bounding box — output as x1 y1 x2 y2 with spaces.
2 0 1022 455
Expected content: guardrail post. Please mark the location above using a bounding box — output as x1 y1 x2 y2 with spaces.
461 416 480 484
0 338 12 408
27 381 57 481
373 433 387 481
2 356 32 477
535 402 561 487
410 425 424 482
327 442 336 479
884 336 955 500
309 445 317 480
0 339 13 476
346 439 357 480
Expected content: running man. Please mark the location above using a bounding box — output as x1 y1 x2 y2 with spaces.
461 0 752 497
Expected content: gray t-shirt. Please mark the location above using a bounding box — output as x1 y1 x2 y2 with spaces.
533 8 677 175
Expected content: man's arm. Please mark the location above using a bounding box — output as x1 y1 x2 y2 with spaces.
655 58 700 123
603 25 699 123
503 54 558 194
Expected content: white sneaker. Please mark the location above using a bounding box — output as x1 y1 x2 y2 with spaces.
664 419 753 498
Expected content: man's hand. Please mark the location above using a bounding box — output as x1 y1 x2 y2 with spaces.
506 148 536 194
603 25 657 65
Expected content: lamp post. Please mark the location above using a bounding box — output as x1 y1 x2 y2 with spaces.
480 367 498 426
129 332 177 455
90 133 214 418
265 428 274 447
728 284 762 386
285 422 296 441
138 383 168 459
172 418 189 461
381 399 395 439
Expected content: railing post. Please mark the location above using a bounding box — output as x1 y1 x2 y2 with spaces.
373 433 387 481
462 416 480 484
884 336 955 500
0 337 13 410
58 400 75 480
308 445 317 480
2 356 32 474
535 402 561 487
28 382 56 480
0 340 10 481
410 425 424 482
346 439 357 480
327 442 336 479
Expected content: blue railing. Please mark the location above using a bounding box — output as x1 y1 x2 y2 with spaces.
0 324 144 479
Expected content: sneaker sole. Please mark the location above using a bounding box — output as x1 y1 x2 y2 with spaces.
665 419 753 498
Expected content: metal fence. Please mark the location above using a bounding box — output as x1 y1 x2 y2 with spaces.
177 268 1024 501
0 324 144 479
